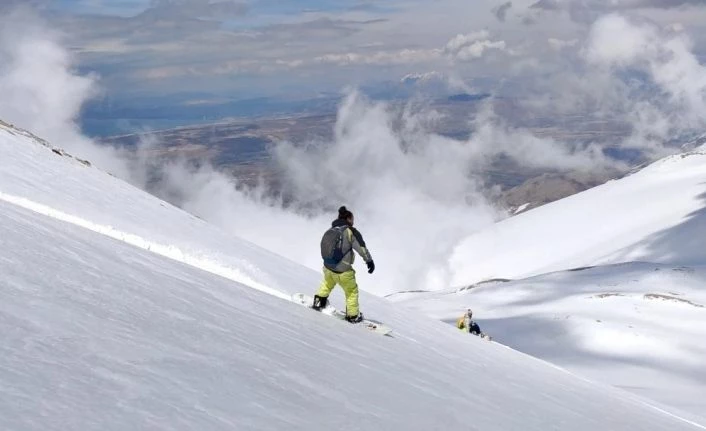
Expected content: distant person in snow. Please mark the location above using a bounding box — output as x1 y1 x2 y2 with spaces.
312 206 375 323
456 309 489 339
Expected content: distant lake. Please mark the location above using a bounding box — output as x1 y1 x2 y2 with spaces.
81 118 221 138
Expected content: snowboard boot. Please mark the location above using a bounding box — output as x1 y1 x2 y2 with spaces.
345 312 364 324
312 295 328 311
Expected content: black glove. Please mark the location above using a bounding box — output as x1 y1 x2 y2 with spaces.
366 260 375 274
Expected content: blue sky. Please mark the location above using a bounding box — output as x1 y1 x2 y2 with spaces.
51 0 148 16
21 0 706 105
50 0 400 28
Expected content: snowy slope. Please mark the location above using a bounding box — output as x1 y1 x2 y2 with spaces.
398 149 706 422
1 127 705 429
450 150 706 285
398 263 706 422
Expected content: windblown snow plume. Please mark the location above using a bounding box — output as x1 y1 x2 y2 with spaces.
584 14 706 149
521 14 706 158
154 92 500 295
0 9 129 177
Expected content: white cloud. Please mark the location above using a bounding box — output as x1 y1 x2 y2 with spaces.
445 31 491 52
263 92 500 292
444 30 507 61
400 71 445 84
314 49 441 66
0 9 129 176
457 40 507 60
548 37 578 50
400 71 475 94
584 15 654 66
668 22 685 32
468 105 622 171
585 13 706 140
119 91 628 297
314 48 442 66
307 29 509 68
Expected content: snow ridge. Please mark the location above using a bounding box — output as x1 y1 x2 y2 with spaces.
0 190 290 301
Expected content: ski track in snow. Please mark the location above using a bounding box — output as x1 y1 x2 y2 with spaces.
0 190 290 302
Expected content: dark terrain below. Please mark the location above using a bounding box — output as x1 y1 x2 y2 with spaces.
101 97 638 214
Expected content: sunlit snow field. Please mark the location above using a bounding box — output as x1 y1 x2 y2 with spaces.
2 120 705 430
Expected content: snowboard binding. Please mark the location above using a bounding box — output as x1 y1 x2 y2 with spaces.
312 295 328 311
344 313 364 324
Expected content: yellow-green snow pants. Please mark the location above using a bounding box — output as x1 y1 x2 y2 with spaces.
316 267 359 317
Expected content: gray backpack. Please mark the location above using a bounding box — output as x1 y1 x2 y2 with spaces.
321 226 349 266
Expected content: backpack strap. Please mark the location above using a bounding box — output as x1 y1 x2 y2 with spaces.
343 227 354 258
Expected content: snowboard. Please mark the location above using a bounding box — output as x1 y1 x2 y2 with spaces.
291 293 393 336
469 331 492 341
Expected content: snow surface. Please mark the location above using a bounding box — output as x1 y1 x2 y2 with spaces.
2 125 705 429
399 263 706 423
450 151 706 285
399 148 706 423
513 203 530 214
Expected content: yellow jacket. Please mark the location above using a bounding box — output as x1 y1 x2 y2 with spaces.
457 315 482 335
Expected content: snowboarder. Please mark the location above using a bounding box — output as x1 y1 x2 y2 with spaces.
312 206 375 323
456 308 488 339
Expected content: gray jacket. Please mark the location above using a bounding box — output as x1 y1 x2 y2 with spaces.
325 218 373 273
